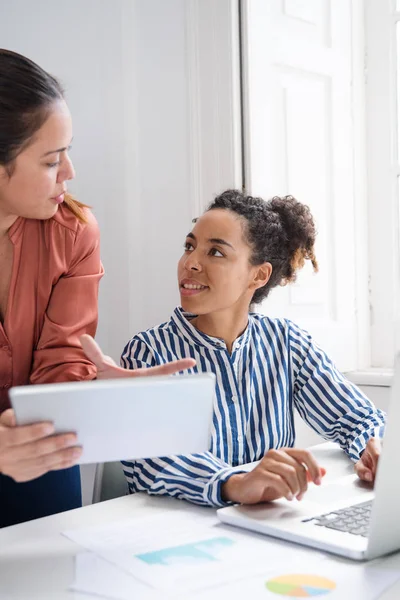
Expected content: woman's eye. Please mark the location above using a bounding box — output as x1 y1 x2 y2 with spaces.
47 161 60 168
184 242 194 252
209 248 224 257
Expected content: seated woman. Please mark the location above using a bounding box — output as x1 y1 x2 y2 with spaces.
118 190 385 507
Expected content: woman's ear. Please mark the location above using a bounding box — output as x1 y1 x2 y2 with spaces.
251 262 272 291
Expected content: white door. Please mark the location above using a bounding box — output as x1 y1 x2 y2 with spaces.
242 0 361 371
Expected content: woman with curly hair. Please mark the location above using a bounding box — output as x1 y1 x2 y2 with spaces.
117 190 385 507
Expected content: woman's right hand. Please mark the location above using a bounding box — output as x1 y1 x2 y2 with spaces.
222 448 326 505
80 334 196 379
0 409 82 482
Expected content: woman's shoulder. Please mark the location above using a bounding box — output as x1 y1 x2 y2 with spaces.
51 202 99 239
250 312 312 341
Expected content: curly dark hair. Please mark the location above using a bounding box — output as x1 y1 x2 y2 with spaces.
207 189 318 304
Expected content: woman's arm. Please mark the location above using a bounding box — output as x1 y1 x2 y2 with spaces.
289 321 386 461
122 453 244 507
120 336 246 507
29 213 103 384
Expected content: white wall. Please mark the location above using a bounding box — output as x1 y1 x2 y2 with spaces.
0 0 241 361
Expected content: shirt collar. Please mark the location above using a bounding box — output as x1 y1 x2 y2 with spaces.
8 217 24 245
171 306 253 352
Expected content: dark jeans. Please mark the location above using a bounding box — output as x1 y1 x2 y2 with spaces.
0 466 82 528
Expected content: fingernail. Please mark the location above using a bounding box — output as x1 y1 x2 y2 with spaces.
296 493 304 501
64 435 78 447
287 493 294 501
43 424 55 435
315 477 322 485
365 472 373 482
72 447 82 458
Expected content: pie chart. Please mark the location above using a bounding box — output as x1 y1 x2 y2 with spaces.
265 574 336 597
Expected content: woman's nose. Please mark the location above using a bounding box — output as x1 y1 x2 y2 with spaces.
57 154 76 183
184 253 202 271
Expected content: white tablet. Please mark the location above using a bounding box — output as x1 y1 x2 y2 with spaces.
9 374 215 464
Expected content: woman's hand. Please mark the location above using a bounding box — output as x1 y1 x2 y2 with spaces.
222 448 326 505
0 409 82 482
80 335 196 379
354 437 381 483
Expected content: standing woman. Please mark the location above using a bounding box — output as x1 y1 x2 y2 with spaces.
0 49 104 527
0 49 194 527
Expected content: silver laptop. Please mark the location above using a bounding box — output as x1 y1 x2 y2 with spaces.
217 357 400 561
10 374 215 465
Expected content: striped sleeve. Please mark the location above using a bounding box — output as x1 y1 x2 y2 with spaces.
288 321 386 461
120 335 245 507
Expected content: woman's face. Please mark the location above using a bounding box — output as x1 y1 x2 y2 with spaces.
178 209 270 316
0 99 75 221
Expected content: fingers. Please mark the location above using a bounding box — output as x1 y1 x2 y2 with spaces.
306 466 327 482
365 438 381 474
285 448 324 485
355 460 374 483
81 333 196 380
0 409 16 427
258 471 294 502
355 438 381 483
125 359 196 378
259 453 307 499
12 432 79 461
0 420 55 449
0 432 82 482
222 449 325 505
80 334 105 367
5 446 83 483
258 448 325 501
222 470 293 504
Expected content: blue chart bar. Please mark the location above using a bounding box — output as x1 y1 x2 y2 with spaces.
137 536 235 566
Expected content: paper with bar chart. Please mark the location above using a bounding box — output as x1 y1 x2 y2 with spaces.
64 513 279 593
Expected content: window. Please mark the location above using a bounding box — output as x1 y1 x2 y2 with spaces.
241 0 363 371
241 0 400 373
365 0 400 369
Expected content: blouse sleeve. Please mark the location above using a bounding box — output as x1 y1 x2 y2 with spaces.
288 321 386 461
29 213 104 384
120 336 248 507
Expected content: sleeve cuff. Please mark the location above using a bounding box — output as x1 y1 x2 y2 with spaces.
349 424 386 461
203 466 250 508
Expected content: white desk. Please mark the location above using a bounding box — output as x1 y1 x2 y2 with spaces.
0 443 399 599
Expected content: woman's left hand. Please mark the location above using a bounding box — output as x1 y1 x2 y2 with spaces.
354 437 381 483
80 335 195 379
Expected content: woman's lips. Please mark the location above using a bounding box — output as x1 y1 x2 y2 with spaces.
51 193 65 205
180 284 209 297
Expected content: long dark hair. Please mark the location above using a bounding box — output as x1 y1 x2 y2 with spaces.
207 189 318 303
0 49 87 222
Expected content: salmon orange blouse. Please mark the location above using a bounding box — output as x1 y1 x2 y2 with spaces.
0 204 104 413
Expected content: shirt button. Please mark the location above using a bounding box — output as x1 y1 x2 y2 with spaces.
237 435 243 442
3 384 10 389
231 395 238 402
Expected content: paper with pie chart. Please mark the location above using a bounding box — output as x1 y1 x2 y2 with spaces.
265 573 336 597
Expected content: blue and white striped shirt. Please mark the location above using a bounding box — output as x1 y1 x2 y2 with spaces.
120 307 385 507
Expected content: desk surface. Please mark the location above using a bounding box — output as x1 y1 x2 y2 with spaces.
0 443 399 600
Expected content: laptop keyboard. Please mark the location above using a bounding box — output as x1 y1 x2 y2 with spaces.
302 500 373 537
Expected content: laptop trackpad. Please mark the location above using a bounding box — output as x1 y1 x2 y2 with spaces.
303 474 373 507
